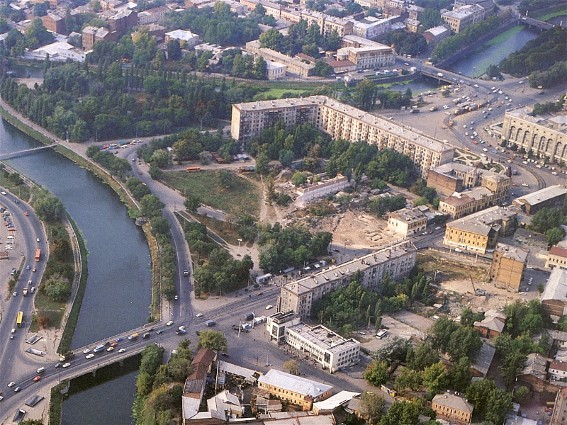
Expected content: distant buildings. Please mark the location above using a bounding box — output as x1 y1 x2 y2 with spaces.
337 35 395 70
489 243 528 292
546 246 567 270
431 393 474 424
423 25 451 46
82 26 112 50
278 241 417 318
550 360 567 383
295 175 352 207
285 323 360 373
502 111 567 165
350 16 400 39
245 40 315 77
551 387 567 425
231 96 455 177
541 268 567 317
512 185 567 215
165 29 200 48
443 206 517 254
387 207 427 238
258 369 333 411
441 3 488 33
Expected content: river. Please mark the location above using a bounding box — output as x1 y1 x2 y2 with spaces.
0 119 151 424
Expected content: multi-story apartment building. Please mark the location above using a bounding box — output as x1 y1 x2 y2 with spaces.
551 387 567 425
337 35 395 70
278 241 417 318
245 40 314 77
431 393 474 424
428 162 510 198
442 3 486 33
231 96 454 177
512 185 567 215
285 323 360 373
489 243 528 292
257 369 333 411
502 110 567 164
387 207 427 237
443 206 517 254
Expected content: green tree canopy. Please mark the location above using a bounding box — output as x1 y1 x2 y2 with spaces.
197 330 228 351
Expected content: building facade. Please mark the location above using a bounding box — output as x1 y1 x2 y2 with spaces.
443 206 517 254
246 40 314 77
337 35 395 70
502 111 567 165
431 393 474 424
489 243 528 292
512 185 567 215
231 96 454 177
257 369 333 411
546 246 567 270
551 387 567 425
387 207 427 237
541 268 567 317
279 241 417 318
441 3 486 33
285 323 360 373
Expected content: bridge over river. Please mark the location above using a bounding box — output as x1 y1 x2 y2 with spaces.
0 144 57 161
518 16 556 31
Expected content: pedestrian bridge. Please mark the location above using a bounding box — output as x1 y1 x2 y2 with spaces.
0 144 58 161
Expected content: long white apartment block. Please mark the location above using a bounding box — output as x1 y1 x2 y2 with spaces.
231 96 454 177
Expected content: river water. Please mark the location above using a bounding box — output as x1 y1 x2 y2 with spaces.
0 119 151 424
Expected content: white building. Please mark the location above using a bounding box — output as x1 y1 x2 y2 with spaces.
266 61 286 80
28 41 86 62
387 207 427 237
285 323 360 373
295 175 352 207
350 16 399 39
165 29 200 48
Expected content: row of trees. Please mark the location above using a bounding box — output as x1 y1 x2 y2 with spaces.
380 30 427 57
529 61 567 89
258 223 332 273
528 206 567 246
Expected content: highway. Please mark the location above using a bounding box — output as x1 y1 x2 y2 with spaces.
0 189 49 404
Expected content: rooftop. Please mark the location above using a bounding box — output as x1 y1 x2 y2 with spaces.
425 25 450 36
286 323 360 354
521 353 548 380
389 207 427 224
506 110 567 134
313 391 360 412
258 369 333 398
541 268 567 302
432 393 474 413
494 243 528 263
549 245 567 259
471 340 496 376
513 185 567 207
282 241 416 296
446 206 516 235
551 360 567 372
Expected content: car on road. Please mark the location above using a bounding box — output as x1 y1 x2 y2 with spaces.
166 320 174 326
12 291 17 297
83 349 91 354
14 387 21 392
118 348 126 353
86 354 95 359
174 295 179 300
55 362 62 368
62 362 71 368
26 265 30 270
156 330 163 335
36 238 40 242
8 382 15 388
0 395 3 401
33 375 41 382
107 346 115 352
183 270 189 276
265 305 273 310
24 211 29 216
195 313 203 318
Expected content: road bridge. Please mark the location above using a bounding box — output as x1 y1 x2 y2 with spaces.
518 16 555 31
419 70 456 85
0 144 57 160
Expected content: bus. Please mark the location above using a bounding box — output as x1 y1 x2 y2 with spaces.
35 248 41 262
16 311 23 328
186 167 201 172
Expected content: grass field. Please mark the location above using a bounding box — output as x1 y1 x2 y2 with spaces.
161 170 261 218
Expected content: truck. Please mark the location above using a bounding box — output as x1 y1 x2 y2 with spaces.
128 332 139 341
205 320 216 327
22 288 28 297
34 248 41 262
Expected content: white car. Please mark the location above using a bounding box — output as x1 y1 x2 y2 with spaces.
83 348 91 354
166 320 174 326
8 382 16 388
107 346 114 352
195 313 203 318
86 354 95 359
62 362 71 368
118 348 126 353
265 305 274 310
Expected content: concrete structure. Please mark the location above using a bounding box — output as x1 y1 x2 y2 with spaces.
427 162 480 196
547 246 567 270
337 35 395 70
295 175 352 207
431 393 474 424
285 323 360 373
279 241 417 318
387 207 427 237
502 111 567 165
231 96 455 177
512 185 567 215
165 29 200 48
443 206 517 254
423 25 451 45
550 360 567 383
442 3 487 33
257 369 333 411
266 311 301 344
245 40 314 77
551 387 567 425
41 13 66 34
541 268 567 317
489 243 528 292
474 310 506 339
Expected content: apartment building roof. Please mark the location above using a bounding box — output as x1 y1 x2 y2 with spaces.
282 241 416 296
549 246 567 259
432 393 474 413
513 185 567 207
474 315 505 333
446 206 516 235
287 323 360 354
472 340 496 376
465 186 493 200
389 207 426 224
551 360 567 372
541 268 567 303
521 353 548 380
258 370 332 398
342 34 390 48
165 29 199 41
425 25 450 36
494 243 528 263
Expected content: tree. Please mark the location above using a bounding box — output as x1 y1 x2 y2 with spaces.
42 273 71 301
529 207 566 234
395 368 422 392
406 342 438 371
184 194 201 212
466 379 512 423
446 326 481 361
140 194 164 218
360 391 386 425
421 361 448 394
546 226 565 246
33 191 64 222
379 401 420 425
513 385 530 404
451 357 472 392
167 39 181 61
283 360 300 375
149 149 171 169
364 360 390 387
197 330 228 351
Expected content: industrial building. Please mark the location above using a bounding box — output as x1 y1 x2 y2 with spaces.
512 185 567 215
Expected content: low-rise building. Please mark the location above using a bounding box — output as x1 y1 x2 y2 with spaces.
423 25 451 45
165 29 200 48
42 13 66 34
295 175 352 207
387 207 427 237
182 348 217 421
266 311 301 344
512 185 567 215
546 246 567 270
550 360 567 383
489 243 528 292
550 387 567 425
82 26 112 50
541 268 567 317
337 35 395 70
27 41 87 62
350 15 400 39
279 241 417 318
431 393 474 424
266 61 286 80
257 369 333 411
517 353 549 392
245 40 314 77
474 309 506 339
285 323 360 373
442 3 487 33
471 340 496 377
207 390 244 420
443 206 517 254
